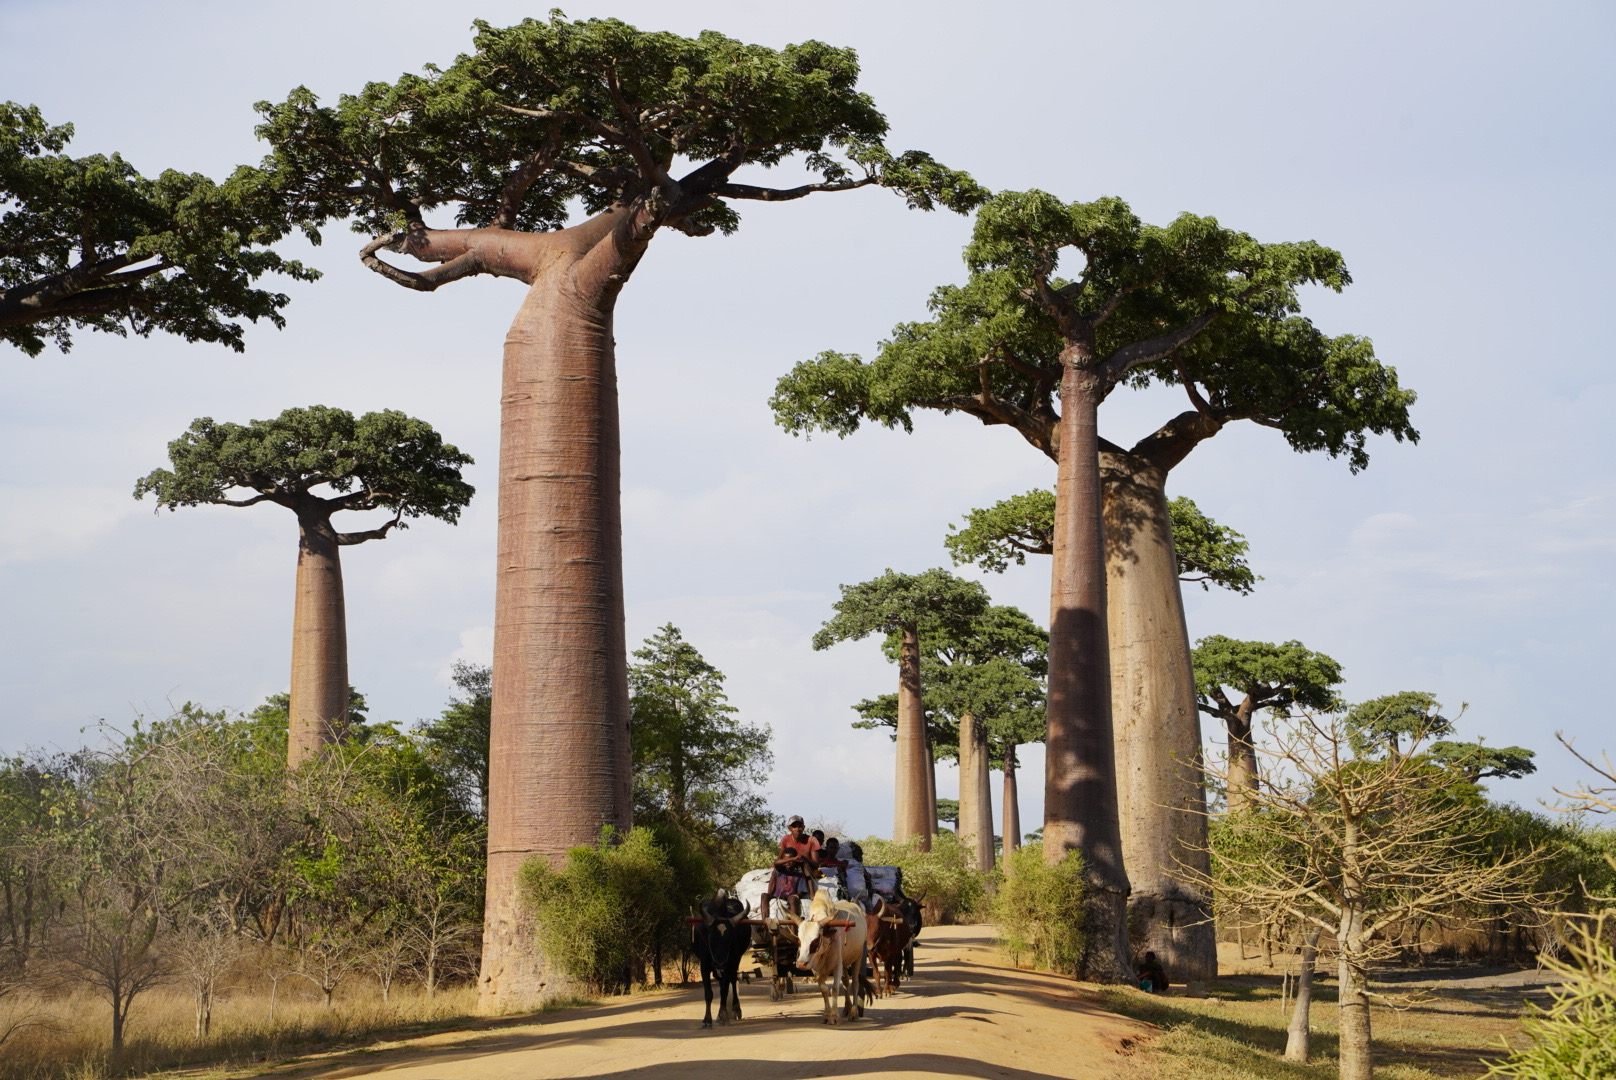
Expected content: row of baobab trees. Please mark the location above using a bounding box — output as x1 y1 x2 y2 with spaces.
8 15 1418 999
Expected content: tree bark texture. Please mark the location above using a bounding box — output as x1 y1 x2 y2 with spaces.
1337 943 1374 1080
480 214 644 1011
1226 703 1260 813
1285 928 1321 1063
894 627 934 849
1045 360 1133 983
958 712 995 871
1102 453 1217 985
1003 743 1021 858
287 515 348 767
925 732 938 838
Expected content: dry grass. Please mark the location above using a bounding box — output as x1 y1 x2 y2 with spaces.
0 977 515 1080
1096 962 1549 1080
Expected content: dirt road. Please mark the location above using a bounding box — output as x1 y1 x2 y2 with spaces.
266 925 1150 1080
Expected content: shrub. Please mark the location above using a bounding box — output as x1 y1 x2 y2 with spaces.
993 842 1086 972
516 827 679 994
861 830 988 924
1485 906 1616 1079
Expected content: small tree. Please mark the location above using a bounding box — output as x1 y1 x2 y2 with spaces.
629 625 773 855
0 101 313 355
135 406 473 765
815 569 990 849
1192 636 1345 810
1203 709 1548 1080
416 662 492 818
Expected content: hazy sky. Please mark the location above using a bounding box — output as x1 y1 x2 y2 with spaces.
3 1 1612 841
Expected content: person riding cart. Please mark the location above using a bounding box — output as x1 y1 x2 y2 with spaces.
763 815 820 918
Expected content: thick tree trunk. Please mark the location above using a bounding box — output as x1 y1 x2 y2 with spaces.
1045 361 1132 983
480 213 645 1011
894 626 934 848
287 514 348 767
1003 743 1021 858
1285 928 1321 1063
958 712 994 871
1226 703 1260 812
1103 453 1216 987
1337 942 1373 1080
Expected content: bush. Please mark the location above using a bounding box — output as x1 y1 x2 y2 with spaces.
516 827 681 994
861 830 988 924
1486 904 1616 1080
993 842 1086 972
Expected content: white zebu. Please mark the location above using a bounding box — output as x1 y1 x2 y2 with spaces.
790 889 867 1024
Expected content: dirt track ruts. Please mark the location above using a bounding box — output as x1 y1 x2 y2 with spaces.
255 925 1152 1080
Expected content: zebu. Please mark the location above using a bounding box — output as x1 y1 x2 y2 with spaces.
693 893 747 1027
790 889 867 1024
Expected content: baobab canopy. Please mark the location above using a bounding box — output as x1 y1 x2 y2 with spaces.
253 14 984 267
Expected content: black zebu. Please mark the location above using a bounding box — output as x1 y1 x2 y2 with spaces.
693 893 747 1027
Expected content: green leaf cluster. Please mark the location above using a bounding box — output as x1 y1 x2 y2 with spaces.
629 624 774 856
516 826 682 993
944 487 1257 593
992 841 1087 972
134 405 474 526
859 829 988 924
773 191 1416 477
1192 635 1345 717
253 14 982 243
1 101 315 356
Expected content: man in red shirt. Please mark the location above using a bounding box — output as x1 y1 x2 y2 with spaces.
764 815 820 916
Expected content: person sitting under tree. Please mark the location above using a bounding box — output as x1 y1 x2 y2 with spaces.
1136 950 1169 994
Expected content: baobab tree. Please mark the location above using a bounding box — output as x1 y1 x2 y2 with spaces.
1191 635 1345 810
774 192 1378 980
852 604 1046 871
252 14 980 1006
815 569 990 849
948 490 1258 977
134 406 473 764
0 101 312 356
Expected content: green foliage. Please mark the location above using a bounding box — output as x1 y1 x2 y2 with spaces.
813 568 990 648
253 14 982 247
414 662 491 817
935 798 960 827
944 487 1257 593
993 842 1087 972
1485 908 1616 1080
516 827 682 993
1192 635 1345 718
861 830 987 924
1 100 314 356
1167 497 1259 594
134 406 474 529
773 191 1416 476
629 625 773 854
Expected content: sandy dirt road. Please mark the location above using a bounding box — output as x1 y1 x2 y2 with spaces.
263 925 1151 1080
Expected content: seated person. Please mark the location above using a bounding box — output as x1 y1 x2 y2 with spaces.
763 815 819 914
820 836 842 867
1136 950 1168 994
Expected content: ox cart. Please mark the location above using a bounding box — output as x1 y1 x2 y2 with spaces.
732 865 915 1001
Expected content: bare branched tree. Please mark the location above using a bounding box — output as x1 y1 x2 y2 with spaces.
1194 710 1551 1080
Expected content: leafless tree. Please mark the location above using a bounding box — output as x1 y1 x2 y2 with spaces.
1196 710 1550 1079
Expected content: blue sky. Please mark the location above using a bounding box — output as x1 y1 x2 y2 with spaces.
2 0 1612 839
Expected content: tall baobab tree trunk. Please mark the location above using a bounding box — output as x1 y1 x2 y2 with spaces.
1045 360 1132 982
958 712 994 871
1226 703 1260 812
480 212 644 1010
925 733 938 836
1102 454 1216 986
894 626 934 848
288 514 348 767
1003 743 1021 858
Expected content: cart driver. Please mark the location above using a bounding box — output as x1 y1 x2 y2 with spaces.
763 815 820 917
